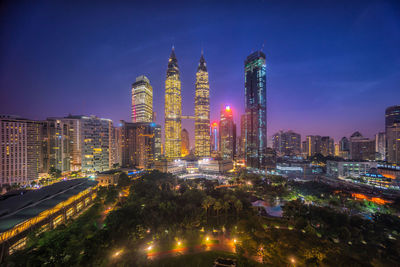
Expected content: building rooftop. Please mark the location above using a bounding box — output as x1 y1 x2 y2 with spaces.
0 179 97 233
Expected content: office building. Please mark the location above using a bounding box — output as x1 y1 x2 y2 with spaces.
349 131 375 161
327 161 378 178
375 132 386 161
272 130 301 157
385 105 400 165
164 47 182 159
131 75 153 123
41 118 70 173
320 136 334 157
219 105 236 159
0 115 41 186
61 115 111 173
119 121 161 169
304 135 322 157
210 121 219 154
194 51 211 158
244 51 267 168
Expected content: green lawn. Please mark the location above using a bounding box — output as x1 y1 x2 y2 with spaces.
146 251 263 267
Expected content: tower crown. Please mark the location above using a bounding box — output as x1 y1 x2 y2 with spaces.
197 51 207 72
167 46 179 76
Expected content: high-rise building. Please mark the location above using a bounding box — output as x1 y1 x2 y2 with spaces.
272 130 301 157
339 137 350 152
132 75 153 123
119 121 161 169
385 105 400 165
61 115 111 173
109 123 122 168
349 131 375 161
164 47 182 159
244 51 267 168
194 52 211 158
339 136 350 159
210 122 219 153
0 115 41 186
41 118 70 173
305 135 322 157
334 143 340 157
375 132 386 161
320 136 334 157
181 129 190 157
239 114 246 160
220 105 236 159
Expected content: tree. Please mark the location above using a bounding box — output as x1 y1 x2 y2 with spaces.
234 199 243 217
214 200 223 218
49 167 62 178
117 172 130 188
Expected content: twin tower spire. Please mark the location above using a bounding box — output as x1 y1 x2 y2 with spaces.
164 47 210 159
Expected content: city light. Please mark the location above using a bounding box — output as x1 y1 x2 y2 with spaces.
112 249 123 258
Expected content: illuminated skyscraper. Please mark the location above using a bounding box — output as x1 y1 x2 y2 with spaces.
210 122 219 153
220 105 236 159
132 75 153 123
181 129 190 157
320 136 335 157
386 105 400 164
194 51 211 158
164 47 182 159
119 121 161 169
272 130 301 156
42 118 70 172
375 132 386 161
244 51 267 168
0 115 41 186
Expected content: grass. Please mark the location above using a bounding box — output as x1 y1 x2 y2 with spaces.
146 250 263 267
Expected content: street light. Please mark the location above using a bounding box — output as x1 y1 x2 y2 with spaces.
147 245 152 251
112 249 123 258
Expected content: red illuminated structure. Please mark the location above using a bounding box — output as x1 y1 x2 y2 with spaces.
219 105 236 159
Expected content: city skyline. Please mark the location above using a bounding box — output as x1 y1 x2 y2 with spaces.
1 1 400 144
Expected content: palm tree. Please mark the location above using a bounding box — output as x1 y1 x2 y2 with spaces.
214 201 223 219
234 199 243 218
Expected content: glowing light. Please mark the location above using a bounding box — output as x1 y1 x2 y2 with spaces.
177 241 181 246
206 237 209 241
225 105 231 111
113 249 123 258
233 239 237 244
147 245 152 251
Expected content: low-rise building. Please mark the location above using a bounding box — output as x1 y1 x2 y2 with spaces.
327 160 378 178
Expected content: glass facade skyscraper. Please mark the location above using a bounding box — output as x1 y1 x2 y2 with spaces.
244 51 267 168
164 47 182 159
385 105 400 164
220 105 236 159
132 75 153 123
194 52 211 158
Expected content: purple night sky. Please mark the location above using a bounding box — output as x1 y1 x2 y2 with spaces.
1 1 400 147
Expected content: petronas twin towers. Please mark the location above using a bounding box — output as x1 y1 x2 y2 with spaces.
164 47 210 159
